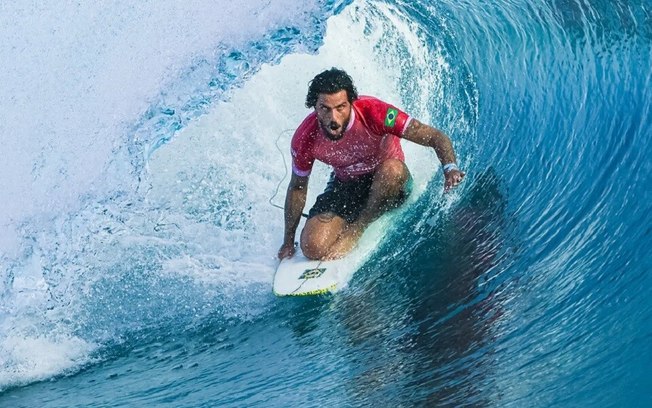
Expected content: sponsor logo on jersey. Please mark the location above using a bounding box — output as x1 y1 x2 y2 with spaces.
343 162 374 173
385 108 398 127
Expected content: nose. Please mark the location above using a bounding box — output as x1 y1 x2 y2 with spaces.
333 109 347 124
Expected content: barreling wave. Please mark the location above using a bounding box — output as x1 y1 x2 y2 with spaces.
1 0 650 406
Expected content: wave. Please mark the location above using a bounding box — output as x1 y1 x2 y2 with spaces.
0 0 473 392
0 0 347 391
1 0 650 405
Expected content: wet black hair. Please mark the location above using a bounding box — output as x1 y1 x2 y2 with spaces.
305 68 359 109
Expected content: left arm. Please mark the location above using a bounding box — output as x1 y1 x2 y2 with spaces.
402 119 465 192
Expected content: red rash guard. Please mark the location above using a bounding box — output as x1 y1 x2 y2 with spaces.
291 96 412 182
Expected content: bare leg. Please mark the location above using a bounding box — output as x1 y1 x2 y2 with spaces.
300 212 347 260
324 159 410 259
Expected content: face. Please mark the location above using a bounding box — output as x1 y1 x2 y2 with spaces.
315 90 352 140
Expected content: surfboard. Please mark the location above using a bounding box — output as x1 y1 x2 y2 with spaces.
273 215 387 297
273 244 374 296
273 251 341 296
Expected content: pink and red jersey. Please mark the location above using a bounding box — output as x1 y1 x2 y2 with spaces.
291 96 412 181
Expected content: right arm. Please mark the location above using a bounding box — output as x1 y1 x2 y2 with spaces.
278 172 309 259
402 119 465 192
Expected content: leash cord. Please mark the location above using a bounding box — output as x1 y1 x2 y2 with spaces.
269 129 308 218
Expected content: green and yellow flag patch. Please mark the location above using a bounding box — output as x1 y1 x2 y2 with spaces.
385 107 398 127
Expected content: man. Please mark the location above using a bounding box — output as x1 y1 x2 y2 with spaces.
278 68 465 261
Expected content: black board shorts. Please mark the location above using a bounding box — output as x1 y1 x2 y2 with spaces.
308 172 413 224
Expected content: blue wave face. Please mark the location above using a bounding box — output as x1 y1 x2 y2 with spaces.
1 0 651 406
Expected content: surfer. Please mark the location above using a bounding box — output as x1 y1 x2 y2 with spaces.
278 68 464 261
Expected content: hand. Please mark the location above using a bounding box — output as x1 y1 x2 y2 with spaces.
444 169 465 192
278 241 297 260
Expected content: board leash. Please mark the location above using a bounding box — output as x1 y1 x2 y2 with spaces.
269 129 308 218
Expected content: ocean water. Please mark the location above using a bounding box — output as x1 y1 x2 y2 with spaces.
1 0 650 406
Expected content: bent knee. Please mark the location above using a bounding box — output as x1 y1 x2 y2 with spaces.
300 215 345 260
300 231 336 260
300 240 328 260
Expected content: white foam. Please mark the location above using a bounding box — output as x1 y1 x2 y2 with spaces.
0 0 323 391
0 333 95 392
0 0 320 255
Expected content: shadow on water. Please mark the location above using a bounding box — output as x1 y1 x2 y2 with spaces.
274 294 335 338
333 168 510 406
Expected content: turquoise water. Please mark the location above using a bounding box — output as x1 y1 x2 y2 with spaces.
1 0 650 406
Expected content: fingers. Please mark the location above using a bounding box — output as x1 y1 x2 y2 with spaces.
278 244 296 260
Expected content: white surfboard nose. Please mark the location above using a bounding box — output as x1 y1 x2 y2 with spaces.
274 254 341 296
